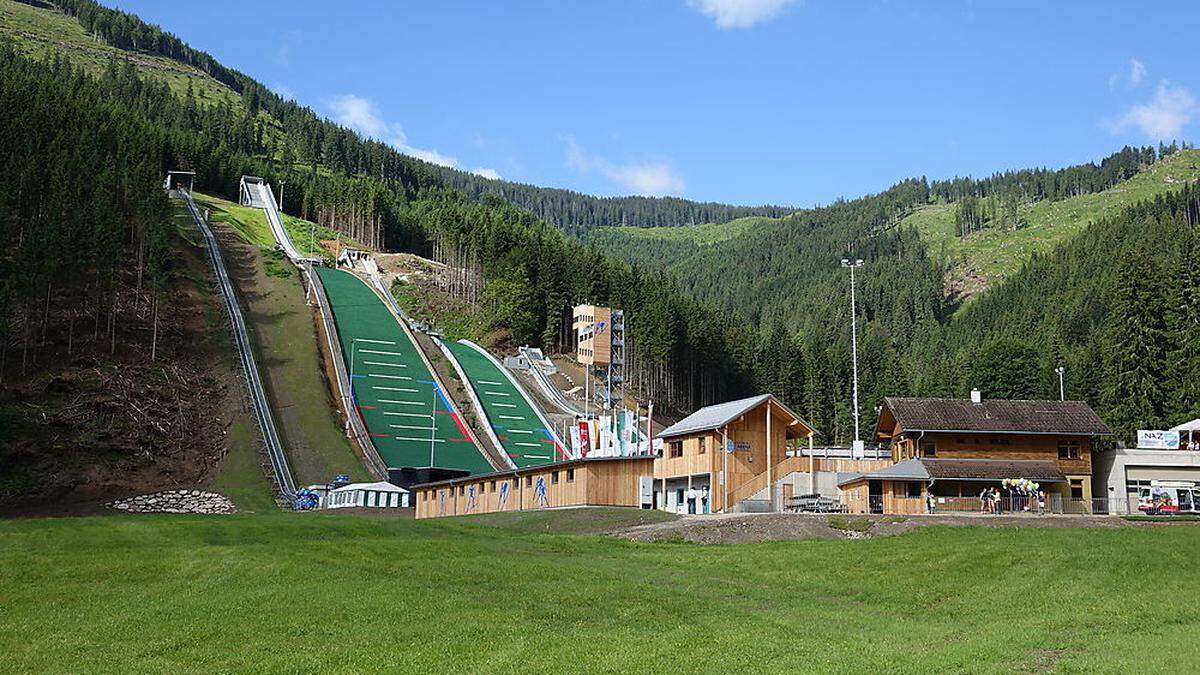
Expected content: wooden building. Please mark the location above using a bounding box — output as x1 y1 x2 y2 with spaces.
841 391 1112 514
413 456 654 519
572 304 612 366
653 394 816 513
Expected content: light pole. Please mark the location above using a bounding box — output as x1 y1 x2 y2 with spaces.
1055 366 1065 401
841 258 864 455
279 179 286 213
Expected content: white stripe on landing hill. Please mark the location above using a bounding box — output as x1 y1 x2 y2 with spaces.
361 349 402 356
373 386 414 393
521 455 551 460
514 442 543 448
499 415 525 421
507 429 534 434
390 424 435 431
382 411 433 419
479 380 503 386
369 373 408 380
493 403 517 408
396 436 444 443
364 361 407 368
380 401 426 407
484 391 510 397
354 338 396 346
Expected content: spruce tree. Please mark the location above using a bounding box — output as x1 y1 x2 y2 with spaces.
1101 247 1170 441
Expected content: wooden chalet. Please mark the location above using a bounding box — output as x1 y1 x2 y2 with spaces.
840 391 1112 514
653 394 817 513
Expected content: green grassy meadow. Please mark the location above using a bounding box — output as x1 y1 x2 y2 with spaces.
900 149 1200 296
0 0 240 106
601 215 782 247
0 511 1197 672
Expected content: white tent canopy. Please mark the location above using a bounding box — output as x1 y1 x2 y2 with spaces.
1169 418 1200 432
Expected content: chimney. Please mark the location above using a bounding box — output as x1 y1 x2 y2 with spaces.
970 389 982 405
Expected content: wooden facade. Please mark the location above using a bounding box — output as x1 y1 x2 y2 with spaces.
654 396 815 512
859 397 1111 513
572 304 612 366
413 456 654 519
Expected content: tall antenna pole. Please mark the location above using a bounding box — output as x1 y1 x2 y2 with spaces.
841 258 865 452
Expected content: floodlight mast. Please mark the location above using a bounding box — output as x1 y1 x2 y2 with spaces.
841 258 865 452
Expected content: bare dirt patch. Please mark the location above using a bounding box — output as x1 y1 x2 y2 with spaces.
617 512 1133 545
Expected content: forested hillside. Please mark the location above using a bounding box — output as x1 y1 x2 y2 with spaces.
3 0 1197 451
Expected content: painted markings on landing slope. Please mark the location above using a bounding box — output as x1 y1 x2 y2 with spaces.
484 391 510 397
361 349 403 357
499 415 526 421
355 338 396 346
478 380 503 386
364 361 407 368
369 373 408 380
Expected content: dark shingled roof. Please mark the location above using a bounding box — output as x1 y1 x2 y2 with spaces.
883 397 1111 436
922 458 1066 482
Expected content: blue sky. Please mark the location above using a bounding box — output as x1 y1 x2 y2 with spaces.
117 0 1199 207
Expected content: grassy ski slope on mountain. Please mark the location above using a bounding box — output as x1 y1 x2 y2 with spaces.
0 0 240 105
900 149 1200 299
590 149 1200 305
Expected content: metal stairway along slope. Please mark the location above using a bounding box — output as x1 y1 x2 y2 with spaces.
175 189 297 499
437 339 568 468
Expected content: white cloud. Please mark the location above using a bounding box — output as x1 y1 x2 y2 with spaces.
687 0 799 29
471 167 502 180
328 94 458 168
1129 59 1146 86
563 136 685 197
1112 81 1198 140
270 82 296 101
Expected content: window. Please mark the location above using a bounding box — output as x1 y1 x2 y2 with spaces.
552 472 560 485
1058 440 1081 460
698 437 707 454
669 441 683 458
525 476 532 487
920 441 936 457
490 480 497 493
566 469 575 482
1070 479 1084 501
990 438 1011 446
906 482 922 498
458 486 465 496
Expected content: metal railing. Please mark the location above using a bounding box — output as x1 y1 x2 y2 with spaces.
177 190 297 499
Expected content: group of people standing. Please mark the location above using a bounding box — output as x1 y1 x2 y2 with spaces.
978 487 1047 515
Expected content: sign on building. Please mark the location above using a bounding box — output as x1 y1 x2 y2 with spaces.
1138 430 1181 450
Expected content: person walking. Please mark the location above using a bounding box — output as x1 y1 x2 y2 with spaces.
980 487 991 514
992 487 1003 516
926 491 936 514
686 486 697 515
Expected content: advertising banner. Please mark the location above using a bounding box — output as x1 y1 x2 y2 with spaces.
1138 430 1181 450
578 421 591 456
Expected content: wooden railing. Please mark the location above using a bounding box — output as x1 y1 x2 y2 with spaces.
725 456 895 510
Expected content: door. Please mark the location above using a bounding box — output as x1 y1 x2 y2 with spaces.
782 483 794 509
868 480 884 514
